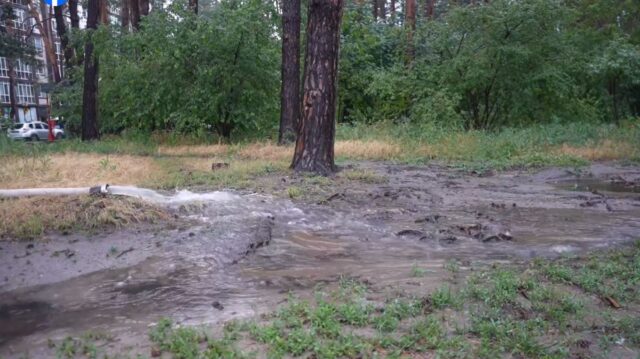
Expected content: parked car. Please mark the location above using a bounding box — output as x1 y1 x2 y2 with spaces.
7 121 65 141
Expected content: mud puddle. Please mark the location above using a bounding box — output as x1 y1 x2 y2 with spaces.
1 163 640 357
555 178 640 194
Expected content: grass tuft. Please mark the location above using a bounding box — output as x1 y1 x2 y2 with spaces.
0 195 170 240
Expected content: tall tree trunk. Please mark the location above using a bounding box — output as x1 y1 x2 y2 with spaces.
121 0 130 28
42 1 61 80
390 0 395 19
372 0 377 19
139 0 149 16
405 0 416 64
0 14 20 122
27 0 61 82
291 0 343 175
424 0 434 18
189 0 198 14
69 0 80 28
100 0 109 24
54 6 74 70
130 0 140 30
278 0 301 144
609 77 619 122
378 0 385 19
82 0 100 140
7 59 19 123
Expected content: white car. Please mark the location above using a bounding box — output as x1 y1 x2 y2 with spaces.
7 121 65 141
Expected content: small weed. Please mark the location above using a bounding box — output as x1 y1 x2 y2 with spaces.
311 300 341 338
336 301 372 326
55 337 77 359
108 246 119 256
343 169 387 183
444 259 460 273
303 175 333 186
287 186 303 199
410 263 426 277
431 286 460 309
98 156 117 171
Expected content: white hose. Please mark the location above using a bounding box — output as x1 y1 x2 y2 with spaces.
0 184 239 204
0 185 109 198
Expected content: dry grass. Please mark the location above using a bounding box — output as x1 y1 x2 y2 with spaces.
0 196 170 240
234 142 293 161
417 133 482 160
0 153 163 189
158 140 404 162
555 140 638 161
335 140 402 160
157 144 229 157
1 136 636 191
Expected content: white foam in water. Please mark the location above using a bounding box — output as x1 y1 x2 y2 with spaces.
108 185 240 204
551 245 575 253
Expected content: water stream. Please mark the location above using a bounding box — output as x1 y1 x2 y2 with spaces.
1 165 640 357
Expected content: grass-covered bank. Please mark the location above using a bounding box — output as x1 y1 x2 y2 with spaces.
337 120 640 170
0 122 638 191
49 241 640 358
0 196 170 240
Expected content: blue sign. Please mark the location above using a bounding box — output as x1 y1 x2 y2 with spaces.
44 0 69 6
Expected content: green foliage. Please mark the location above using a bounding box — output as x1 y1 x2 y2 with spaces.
49 0 640 138
55 0 279 139
539 246 640 302
338 0 640 129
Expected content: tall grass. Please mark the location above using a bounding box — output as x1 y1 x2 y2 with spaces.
337 120 640 169
0 135 158 158
1 120 638 178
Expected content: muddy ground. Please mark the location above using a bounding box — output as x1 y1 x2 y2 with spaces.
1 162 639 358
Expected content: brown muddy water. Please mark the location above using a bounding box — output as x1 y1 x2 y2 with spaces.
1 163 639 357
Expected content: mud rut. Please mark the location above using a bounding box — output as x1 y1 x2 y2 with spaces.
1 163 639 357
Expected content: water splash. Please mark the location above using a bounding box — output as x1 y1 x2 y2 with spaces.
108 185 241 204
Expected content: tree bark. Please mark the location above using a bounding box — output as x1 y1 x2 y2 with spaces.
54 6 74 70
100 0 109 25
7 59 19 122
139 0 149 16
130 0 140 30
390 0 395 19
424 0 434 18
4 15 20 123
378 0 385 19
121 0 130 28
405 0 416 64
278 0 301 144
291 0 343 175
81 0 100 141
69 0 80 28
372 0 377 19
189 0 198 14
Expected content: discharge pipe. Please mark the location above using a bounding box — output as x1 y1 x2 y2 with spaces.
0 184 110 198
0 185 239 204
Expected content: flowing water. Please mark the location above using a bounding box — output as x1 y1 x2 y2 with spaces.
1 164 640 357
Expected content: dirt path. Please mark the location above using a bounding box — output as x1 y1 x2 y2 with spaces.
1 162 639 358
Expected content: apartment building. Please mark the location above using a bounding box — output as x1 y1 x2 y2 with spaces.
1 0 64 123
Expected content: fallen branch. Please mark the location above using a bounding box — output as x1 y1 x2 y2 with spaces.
116 247 135 258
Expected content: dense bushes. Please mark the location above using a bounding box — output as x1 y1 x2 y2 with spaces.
54 0 640 137
55 0 280 139
339 0 640 129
